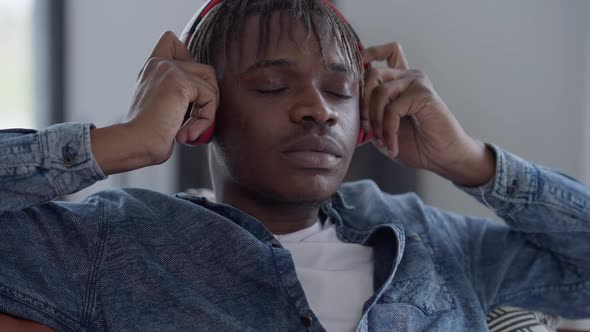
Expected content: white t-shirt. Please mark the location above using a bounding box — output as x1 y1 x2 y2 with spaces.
274 217 374 332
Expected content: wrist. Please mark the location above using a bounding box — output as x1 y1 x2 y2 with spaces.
90 123 162 175
436 140 496 187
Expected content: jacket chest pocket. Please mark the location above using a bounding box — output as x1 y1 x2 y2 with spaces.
370 280 456 332
379 278 455 316
379 233 456 316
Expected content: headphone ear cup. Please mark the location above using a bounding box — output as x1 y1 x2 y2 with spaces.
187 121 215 146
356 129 365 146
356 128 374 147
182 102 215 146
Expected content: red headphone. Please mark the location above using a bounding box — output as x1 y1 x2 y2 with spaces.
179 0 374 146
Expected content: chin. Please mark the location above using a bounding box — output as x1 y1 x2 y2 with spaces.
268 172 342 204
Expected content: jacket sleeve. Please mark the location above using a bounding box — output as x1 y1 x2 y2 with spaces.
0 122 106 212
0 123 109 331
431 145 590 318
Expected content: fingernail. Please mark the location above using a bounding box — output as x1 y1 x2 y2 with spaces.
389 149 397 159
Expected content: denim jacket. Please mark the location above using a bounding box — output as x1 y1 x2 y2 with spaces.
0 122 589 332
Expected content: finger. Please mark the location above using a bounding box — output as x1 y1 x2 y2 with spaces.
176 117 197 144
389 116 417 162
362 42 409 69
177 117 213 145
175 61 216 83
369 77 415 144
174 61 219 101
381 92 428 159
151 31 193 61
397 116 415 148
362 67 406 122
381 102 401 158
176 107 215 145
176 77 218 144
181 73 219 109
138 31 193 80
187 118 213 143
180 69 219 126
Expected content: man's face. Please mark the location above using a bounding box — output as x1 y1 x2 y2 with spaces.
211 12 360 204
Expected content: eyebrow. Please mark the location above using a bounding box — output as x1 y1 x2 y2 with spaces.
244 59 293 73
243 58 352 74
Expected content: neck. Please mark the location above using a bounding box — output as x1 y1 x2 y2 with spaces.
215 182 322 235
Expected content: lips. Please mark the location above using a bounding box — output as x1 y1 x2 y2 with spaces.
282 136 343 169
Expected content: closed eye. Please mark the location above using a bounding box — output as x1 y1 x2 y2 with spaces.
326 91 353 100
256 87 287 94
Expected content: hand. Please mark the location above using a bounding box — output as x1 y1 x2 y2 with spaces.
362 42 495 186
91 31 219 175
127 31 218 159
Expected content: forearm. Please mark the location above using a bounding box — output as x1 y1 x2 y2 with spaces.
458 145 590 260
437 147 590 315
0 123 105 212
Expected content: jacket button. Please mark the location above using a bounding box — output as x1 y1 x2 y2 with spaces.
506 185 517 195
301 314 313 327
506 180 518 195
62 146 76 167
267 240 282 248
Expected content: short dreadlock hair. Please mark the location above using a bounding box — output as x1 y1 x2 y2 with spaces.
188 0 364 82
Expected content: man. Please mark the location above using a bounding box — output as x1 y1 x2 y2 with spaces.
0 0 588 331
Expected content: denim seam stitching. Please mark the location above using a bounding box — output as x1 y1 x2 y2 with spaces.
526 165 588 216
0 141 39 168
523 200 587 225
81 200 109 329
85 123 106 181
545 184 590 210
494 279 590 305
0 283 81 331
269 249 307 325
39 129 66 196
0 160 40 169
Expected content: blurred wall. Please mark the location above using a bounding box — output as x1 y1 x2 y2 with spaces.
584 27 590 184
340 0 590 221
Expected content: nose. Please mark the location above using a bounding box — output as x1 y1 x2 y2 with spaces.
289 86 339 127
